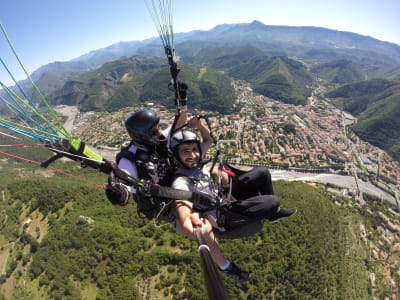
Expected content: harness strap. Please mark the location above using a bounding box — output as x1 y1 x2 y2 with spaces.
112 165 215 210
116 146 151 164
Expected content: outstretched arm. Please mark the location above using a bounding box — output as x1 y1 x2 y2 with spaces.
174 200 202 238
173 199 228 267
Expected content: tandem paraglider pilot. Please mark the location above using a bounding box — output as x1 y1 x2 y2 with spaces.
104 106 187 217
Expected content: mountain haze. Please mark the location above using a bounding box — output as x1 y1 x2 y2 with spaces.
30 20 400 83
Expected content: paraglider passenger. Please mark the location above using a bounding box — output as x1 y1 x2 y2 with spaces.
170 119 249 281
169 123 296 281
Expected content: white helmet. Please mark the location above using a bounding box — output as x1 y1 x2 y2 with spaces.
170 130 202 167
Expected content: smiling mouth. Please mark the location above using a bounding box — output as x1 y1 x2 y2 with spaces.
185 159 197 165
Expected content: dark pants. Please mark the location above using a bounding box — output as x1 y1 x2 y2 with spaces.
217 167 279 238
231 166 274 200
217 194 280 238
229 194 279 220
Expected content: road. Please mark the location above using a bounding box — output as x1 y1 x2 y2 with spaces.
270 169 396 205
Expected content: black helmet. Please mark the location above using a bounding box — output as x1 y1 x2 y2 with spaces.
125 109 161 146
170 129 201 166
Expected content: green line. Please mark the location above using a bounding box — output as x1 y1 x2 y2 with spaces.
0 81 67 139
0 23 72 140
0 118 62 140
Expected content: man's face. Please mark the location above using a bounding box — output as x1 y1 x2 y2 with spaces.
178 142 200 168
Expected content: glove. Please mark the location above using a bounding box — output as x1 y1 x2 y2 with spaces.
105 182 130 206
178 81 188 100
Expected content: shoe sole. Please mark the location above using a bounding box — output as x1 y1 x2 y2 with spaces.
269 209 297 224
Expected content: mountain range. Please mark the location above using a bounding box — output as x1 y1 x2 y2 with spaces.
2 20 400 160
32 20 400 76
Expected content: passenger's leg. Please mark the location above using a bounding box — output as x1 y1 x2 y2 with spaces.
229 194 280 220
231 167 274 199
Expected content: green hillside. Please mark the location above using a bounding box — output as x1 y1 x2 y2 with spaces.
311 59 364 84
0 160 380 300
327 79 400 160
184 45 314 106
47 56 236 114
228 55 313 105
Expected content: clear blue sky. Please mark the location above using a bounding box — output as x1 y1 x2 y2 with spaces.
1 0 399 86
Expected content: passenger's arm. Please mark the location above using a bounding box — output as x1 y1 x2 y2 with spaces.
174 108 188 130
174 200 202 237
187 117 213 155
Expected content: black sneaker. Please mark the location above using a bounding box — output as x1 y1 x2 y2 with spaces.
269 208 297 224
220 262 250 282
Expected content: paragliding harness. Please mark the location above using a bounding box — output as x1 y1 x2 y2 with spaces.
207 144 264 239
172 160 263 239
112 141 177 220
112 114 216 222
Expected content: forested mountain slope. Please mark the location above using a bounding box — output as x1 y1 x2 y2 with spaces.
47 56 235 113
327 78 400 160
0 161 375 299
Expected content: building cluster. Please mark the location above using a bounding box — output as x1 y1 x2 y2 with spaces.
71 105 177 149
70 79 399 196
224 80 399 185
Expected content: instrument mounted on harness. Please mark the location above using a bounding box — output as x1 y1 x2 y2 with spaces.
40 138 113 174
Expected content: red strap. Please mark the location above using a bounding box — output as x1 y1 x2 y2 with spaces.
223 169 236 177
